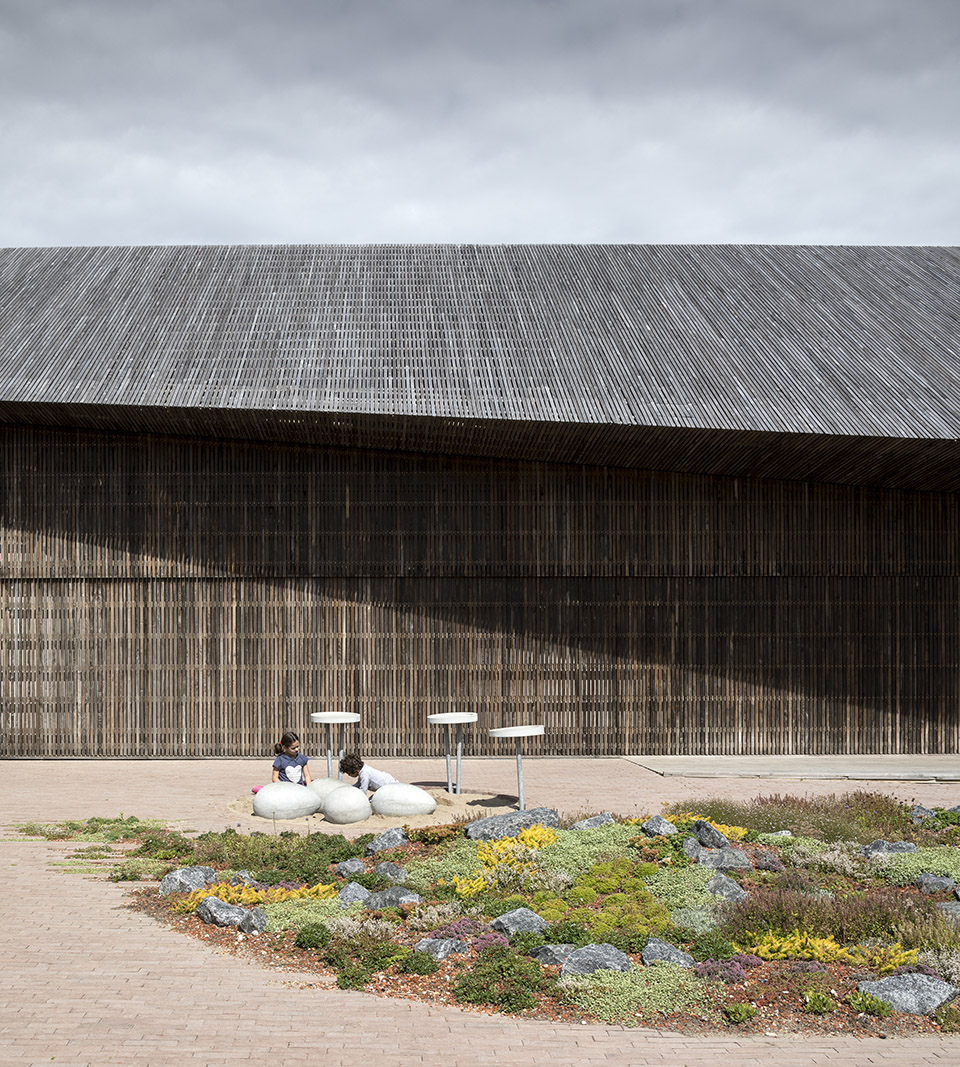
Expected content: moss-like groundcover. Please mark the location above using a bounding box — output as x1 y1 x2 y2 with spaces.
18 793 960 1035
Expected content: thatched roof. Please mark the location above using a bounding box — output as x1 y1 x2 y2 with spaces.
2 243 959 488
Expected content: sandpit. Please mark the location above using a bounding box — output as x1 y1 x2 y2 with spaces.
228 785 519 835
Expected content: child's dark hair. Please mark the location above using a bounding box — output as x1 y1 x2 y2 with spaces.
274 731 300 756
339 752 363 776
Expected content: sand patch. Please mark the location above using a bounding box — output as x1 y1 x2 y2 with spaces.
226 785 519 837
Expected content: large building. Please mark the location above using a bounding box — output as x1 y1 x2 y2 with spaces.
1 244 959 758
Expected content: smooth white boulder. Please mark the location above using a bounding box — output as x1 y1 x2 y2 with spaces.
252 781 322 820
370 782 437 816
308 777 352 801
322 786 372 824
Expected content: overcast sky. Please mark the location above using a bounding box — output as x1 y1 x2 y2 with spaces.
2 0 959 247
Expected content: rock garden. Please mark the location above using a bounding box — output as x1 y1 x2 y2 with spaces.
19 791 960 1035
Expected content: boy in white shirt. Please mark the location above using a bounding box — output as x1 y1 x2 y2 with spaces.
339 752 397 793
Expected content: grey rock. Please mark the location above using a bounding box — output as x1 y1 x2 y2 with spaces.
531 943 575 966
861 839 918 857
641 937 695 968
229 869 257 887
670 907 718 934
858 973 959 1015
753 851 785 872
364 826 408 856
682 836 702 860
490 907 549 936
568 813 615 831
464 807 562 841
335 857 366 878
692 820 729 849
560 943 631 977
158 866 216 895
196 895 246 927
238 907 267 935
706 873 748 903
640 815 678 837
937 902 960 925
766 830 793 837
373 861 407 884
414 937 467 960
337 881 372 906
365 886 421 909
697 847 752 871
946 805 960 814
910 805 938 824
916 873 956 894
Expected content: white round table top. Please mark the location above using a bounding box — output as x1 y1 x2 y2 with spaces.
310 712 362 724
427 712 479 724
488 724 545 738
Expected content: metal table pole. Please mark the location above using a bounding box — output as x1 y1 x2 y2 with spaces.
444 725 453 793
455 723 464 795
338 723 346 778
516 737 525 811
325 725 333 779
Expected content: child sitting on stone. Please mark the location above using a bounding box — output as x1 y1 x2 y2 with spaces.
339 752 397 793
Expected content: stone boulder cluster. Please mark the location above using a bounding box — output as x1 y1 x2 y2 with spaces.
158 865 267 935
252 779 437 823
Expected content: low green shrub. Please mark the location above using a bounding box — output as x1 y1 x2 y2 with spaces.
869 847 960 887
293 923 331 951
403 839 479 892
934 1002 960 1032
509 931 547 955
108 857 175 881
543 921 592 947
17 815 157 842
689 930 736 961
666 791 915 845
723 1002 757 1024
453 947 547 1013
397 951 439 975
559 963 708 1024
536 824 641 874
846 991 892 1017
262 898 358 933
801 990 835 1014
643 866 715 910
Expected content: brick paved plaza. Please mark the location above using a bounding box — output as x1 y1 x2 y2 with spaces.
3 756 959 1066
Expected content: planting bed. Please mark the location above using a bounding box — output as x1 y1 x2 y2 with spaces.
19 793 960 1036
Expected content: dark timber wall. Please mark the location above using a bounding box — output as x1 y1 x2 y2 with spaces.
1 424 958 757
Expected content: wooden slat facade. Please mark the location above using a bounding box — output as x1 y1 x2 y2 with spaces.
1 424 957 757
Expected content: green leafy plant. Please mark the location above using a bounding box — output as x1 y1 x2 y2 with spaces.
558 963 708 1024
846 991 892 1017
801 990 835 1014
934 1002 960 1032
723 1002 757 1024
689 930 736 962
397 951 439 975
293 923 332 952
453 947 547 1013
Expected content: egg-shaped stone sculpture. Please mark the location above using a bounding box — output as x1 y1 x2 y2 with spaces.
252 781 323 819
322 786 372 824
370 782 437 816
307 777 352 801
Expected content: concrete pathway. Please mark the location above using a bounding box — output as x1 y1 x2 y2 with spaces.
2 757 959 1066
628 755 960 781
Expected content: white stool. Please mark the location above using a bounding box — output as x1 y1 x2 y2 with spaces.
310 712 361 778
427 712 478 794
488 724 544 811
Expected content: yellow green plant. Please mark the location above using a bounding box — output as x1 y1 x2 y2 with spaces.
737 929 917 972
443 823 559 898
669 812 750 842
171 879 338 913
